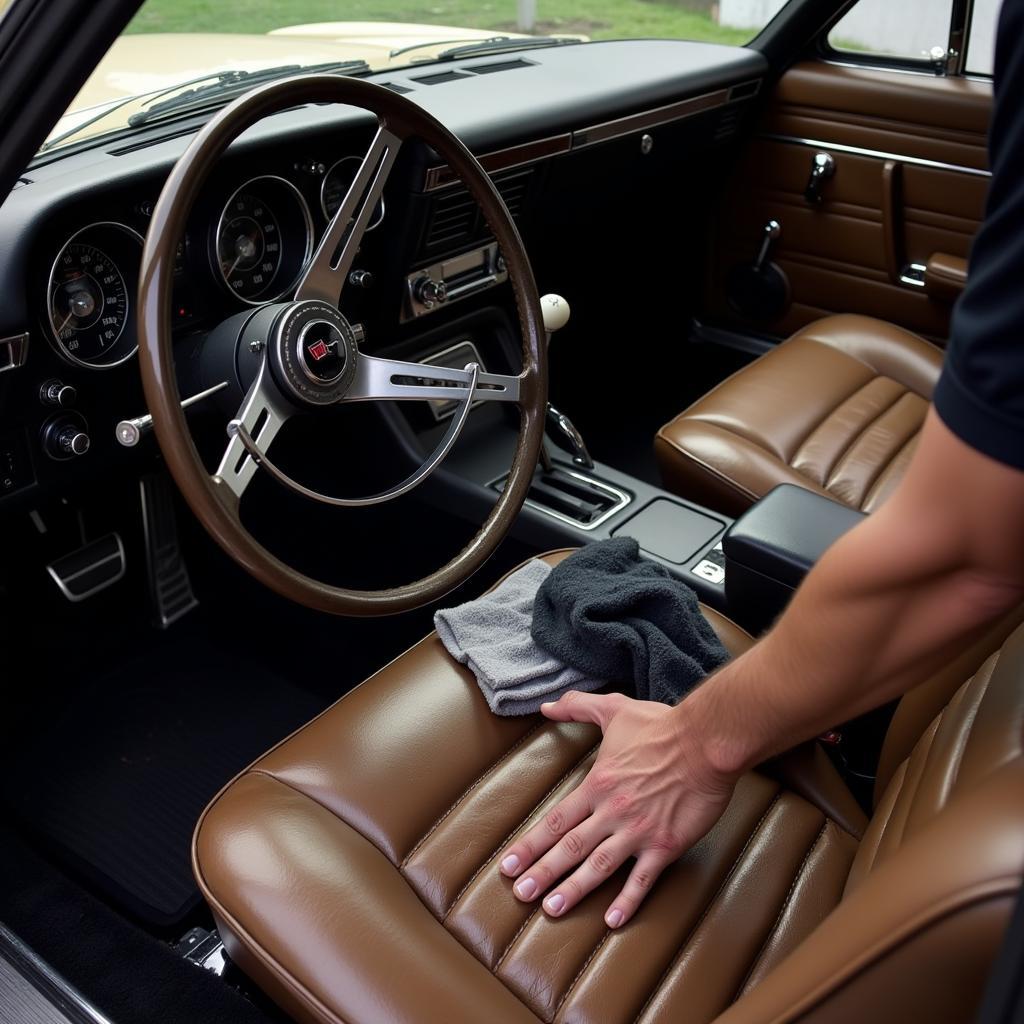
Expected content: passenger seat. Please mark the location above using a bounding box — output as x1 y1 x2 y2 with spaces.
655 315 943 516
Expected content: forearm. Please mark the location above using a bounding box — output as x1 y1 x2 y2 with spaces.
679 413 1024 778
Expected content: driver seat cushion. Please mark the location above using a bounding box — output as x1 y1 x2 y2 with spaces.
654 315 943 516
193 551 1024 1024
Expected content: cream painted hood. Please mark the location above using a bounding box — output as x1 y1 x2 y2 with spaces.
47 22 573 150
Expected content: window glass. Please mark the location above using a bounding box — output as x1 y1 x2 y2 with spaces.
827 0 953 63
44 0 789 156
966 0 999 75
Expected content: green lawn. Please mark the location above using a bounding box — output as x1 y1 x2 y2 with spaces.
126 0 754 46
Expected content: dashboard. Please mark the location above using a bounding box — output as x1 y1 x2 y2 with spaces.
0 38 766 507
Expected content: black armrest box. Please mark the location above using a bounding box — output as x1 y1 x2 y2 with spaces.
723 484 866 633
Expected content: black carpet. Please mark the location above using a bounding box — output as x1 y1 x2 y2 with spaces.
1 653 322 927
0 828 280 1024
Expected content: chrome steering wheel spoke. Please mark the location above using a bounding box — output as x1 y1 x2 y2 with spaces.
215 360 292 500
343 353 521 404
294 122 402 306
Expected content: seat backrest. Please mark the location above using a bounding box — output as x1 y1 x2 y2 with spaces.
719 621 1024 1024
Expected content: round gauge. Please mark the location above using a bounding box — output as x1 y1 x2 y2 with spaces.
46 223 143 369
321 156 385 228
215 176 313 305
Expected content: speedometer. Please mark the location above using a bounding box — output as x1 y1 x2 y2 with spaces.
46 223 143 369
214 176 313 305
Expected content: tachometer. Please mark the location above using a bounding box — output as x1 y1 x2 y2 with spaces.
46 223 143 369
321 156 385 229
215 176 313 304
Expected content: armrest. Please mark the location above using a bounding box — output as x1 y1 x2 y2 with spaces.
924 252 968 302
722 484 865 632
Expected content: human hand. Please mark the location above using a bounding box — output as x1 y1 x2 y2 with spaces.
498 691 737 928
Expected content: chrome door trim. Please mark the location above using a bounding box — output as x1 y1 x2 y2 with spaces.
761 133 991 178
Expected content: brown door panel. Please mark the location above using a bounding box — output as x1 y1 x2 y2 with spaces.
768 61 991 169
709 61 992 343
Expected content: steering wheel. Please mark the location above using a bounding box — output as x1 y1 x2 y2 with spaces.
137 76 547 616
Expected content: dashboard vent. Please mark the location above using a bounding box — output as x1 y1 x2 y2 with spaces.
466 58 533 74
412 70 473 85
380 81 413 94
420 167 534 258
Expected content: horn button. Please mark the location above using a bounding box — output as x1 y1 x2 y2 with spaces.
269 301 358 406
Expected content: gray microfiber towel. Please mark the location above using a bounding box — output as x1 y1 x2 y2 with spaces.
531 537 730 704
434 559 604 716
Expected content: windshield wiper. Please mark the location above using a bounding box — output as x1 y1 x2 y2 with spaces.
435 36 581 60
127 60 370 128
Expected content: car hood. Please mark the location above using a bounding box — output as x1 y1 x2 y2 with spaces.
68 23 535 111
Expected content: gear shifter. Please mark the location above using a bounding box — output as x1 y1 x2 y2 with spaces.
540 294 594 470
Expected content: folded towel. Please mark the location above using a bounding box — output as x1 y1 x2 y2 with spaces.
435 559 604 716
531 538 729 704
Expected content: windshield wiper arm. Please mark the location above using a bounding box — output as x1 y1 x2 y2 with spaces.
127 60 370 128
389 35 510 59
435 36 581 60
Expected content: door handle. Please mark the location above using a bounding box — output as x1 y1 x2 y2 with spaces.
804 152 835 204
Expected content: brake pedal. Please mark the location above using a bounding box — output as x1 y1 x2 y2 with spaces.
140 473 198 628
46 532 125 602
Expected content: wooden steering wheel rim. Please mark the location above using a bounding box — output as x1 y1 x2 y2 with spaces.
137 76 547 616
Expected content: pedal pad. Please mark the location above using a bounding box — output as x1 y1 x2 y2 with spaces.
46 533 125 602
141 473 198 628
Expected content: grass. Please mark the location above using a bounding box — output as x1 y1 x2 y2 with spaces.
126 0 754 46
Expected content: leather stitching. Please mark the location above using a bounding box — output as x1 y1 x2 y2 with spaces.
629 790 785 1024
401 721 548 868
732 820 829 1001
442 742 601 922
786 372 878 462
494 905 543 972
551 927 616 1022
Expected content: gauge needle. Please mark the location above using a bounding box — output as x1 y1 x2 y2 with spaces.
55 311 74 335
225 254 244 279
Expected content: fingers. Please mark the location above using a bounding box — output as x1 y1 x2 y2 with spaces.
540 691 626 728
499 786 592 880
603 850 672 929
538 835 632 918
507 817 608 902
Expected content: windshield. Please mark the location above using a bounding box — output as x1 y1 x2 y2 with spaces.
43 0 777 155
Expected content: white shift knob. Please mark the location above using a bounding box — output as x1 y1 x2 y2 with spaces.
540 293 571 334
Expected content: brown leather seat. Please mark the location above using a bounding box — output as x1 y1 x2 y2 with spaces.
193 551 1024 1024
655 315 944 516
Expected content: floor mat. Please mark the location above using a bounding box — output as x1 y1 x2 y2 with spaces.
2 652 322 927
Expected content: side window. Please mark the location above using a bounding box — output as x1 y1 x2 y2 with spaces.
826 0 953 65
966 0 1000 75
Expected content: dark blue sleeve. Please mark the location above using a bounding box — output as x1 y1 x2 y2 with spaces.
933 0 1024 470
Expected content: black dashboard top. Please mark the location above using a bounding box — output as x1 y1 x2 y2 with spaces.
0 38 765 336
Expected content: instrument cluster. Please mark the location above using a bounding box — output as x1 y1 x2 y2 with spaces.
40 150 385 370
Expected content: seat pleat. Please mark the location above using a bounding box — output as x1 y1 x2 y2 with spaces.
790 377 906 486
861 432 919 513
824 391 928 508
959 635 1024 787
846 759 906 894
543 774 783 1024
738 821 858 995
444 753 599 968
870 714 941 870
902 670 991 837
402 723 598 917
635 794 825 1024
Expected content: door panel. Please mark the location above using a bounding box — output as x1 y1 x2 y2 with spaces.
708 61 992 343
